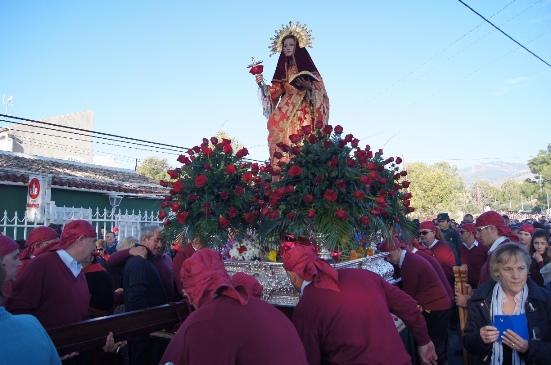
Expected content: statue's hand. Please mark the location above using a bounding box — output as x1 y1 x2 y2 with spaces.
255 74 264 84
295 77 312 91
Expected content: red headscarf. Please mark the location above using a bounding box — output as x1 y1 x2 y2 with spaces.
518 224 535 235
181 249 248 308
0 235 19 258
475 211 519 242
231 272 263 299
272 35 319 83
377 237 406 253
282 245 340 292
460 223 477 235
419 221 443 240
34 220 97 255
19 226 59 260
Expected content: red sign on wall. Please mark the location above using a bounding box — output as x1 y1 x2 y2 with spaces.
28 178 41 200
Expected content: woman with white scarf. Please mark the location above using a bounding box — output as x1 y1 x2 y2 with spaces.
463 243 551 365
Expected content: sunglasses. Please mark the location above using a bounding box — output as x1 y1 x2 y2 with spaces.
419 230 432 235
476 225 491 232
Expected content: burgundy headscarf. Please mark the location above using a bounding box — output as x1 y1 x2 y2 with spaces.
19 226 59 260
272 35 319 83
282 245 340 292
419 221 443 240
518 224 535 235
377 237 406 253
475 211 519 242
0 235 19 258
34 220 97 255
460 223 477 235
181 249 248 308
231 272 263 299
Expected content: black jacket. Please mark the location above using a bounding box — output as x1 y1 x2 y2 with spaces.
463 278 551 365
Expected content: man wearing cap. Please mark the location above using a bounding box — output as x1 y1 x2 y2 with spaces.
458 223 489 289
418 221 456 281
475 211 519 287
380 239 452 365
436 213 461 266
160 248 308 365
6 220 97 329
18 226 59 270
283 245 437 365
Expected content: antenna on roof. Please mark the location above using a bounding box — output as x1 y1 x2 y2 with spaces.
2 94 14 114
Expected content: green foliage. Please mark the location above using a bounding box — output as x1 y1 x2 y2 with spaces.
136 157 172 181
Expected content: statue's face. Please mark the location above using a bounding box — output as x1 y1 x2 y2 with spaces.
283 37 296 57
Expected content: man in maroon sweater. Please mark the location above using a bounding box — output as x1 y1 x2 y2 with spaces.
418 221 455 281
284 245 437 365
160 249 308 365
380 240 452 365
457 223 489 289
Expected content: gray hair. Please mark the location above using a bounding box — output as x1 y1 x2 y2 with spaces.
490 243 531 281
117 236 139 251
140 224 161 241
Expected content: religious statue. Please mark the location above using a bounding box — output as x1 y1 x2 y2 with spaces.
252 21 330 165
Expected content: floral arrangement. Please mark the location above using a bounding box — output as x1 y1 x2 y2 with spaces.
158 137 265 248
222 235 262 261
256 122 415 251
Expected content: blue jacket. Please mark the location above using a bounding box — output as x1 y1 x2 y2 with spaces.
463 278 551 365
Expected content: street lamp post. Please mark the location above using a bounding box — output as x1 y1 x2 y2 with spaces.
108 194 123 231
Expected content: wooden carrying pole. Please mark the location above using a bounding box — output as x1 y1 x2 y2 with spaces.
453 265 471 365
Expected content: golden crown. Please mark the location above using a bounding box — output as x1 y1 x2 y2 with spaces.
269 21 314 56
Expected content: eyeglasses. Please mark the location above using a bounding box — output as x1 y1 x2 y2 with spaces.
476 225 491 232
419 230 432 235
96 248 104 251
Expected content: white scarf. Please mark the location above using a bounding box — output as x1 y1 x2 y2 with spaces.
490 283 528 365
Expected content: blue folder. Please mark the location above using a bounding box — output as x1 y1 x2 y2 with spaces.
492 313 529 342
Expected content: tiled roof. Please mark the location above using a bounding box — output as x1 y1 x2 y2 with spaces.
0 151 168 196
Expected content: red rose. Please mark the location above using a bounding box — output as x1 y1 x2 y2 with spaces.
323 190 338 202
322 125 333 135
236 147 249 157
234 186 244 195
164 195 172 201
360 216 370 225
177 211 188 224
163 220 170 227
158 210 167 220
344 134 353 143
402 181 410 188
347 158 356 167
160 180 168 187
302 125 312 134
192 146 201 153
170 202 180 212
336 180 346 190
336 209 348 220
202 138 209 145
204 163 211 171
226 165 236 175
400 171 408 177
354 191 366 200
243 213 255 224
376 196 385 204
287 212 296 221
283 185 294 194
328 158 338 168
257 199 266 207
273 151 283 159
396 157 403 164
202 147 213 157
219 217 230 229
360 176 371 184
249 64 264 75
315 121 324 129
393 173 401 180
369 171 379 180
251 163 259 173
291 146 301 155
289 165 302 176
223 144 233 154
177 154 187 164
307 134 317 144
403 200 411 207
167 169 179 179
404 192 413 199
337 140 346 148
334 125 343 134
188 194 197 202
228 207 238 218
289 134 300 143
242 171 253 182
304 194 314 204
161 201 169 208
370 208 380 215
273 188 285 199
307 209 316 220
210 137 218 145
195 174 207 187
314 176 323 184
269 210 280 220
220 190 229 200
187 149 195 156
323 140 331 149
173 180 184 193
351 138 359 148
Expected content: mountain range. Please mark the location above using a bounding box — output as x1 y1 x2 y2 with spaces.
457 161 534 187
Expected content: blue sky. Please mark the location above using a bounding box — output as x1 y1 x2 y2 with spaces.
1 0 550 170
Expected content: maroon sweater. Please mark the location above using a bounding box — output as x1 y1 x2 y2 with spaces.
414 248 454 303
293 269 430 365
6 251 90 329
458 242 489 287
427 241 456 279
172 244 195 296
478 238 513 287
160 295 308 365
400 252 452 311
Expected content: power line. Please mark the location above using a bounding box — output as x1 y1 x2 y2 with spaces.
458 0 551 67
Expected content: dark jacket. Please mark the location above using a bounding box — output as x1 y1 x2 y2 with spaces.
463 278 551 365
